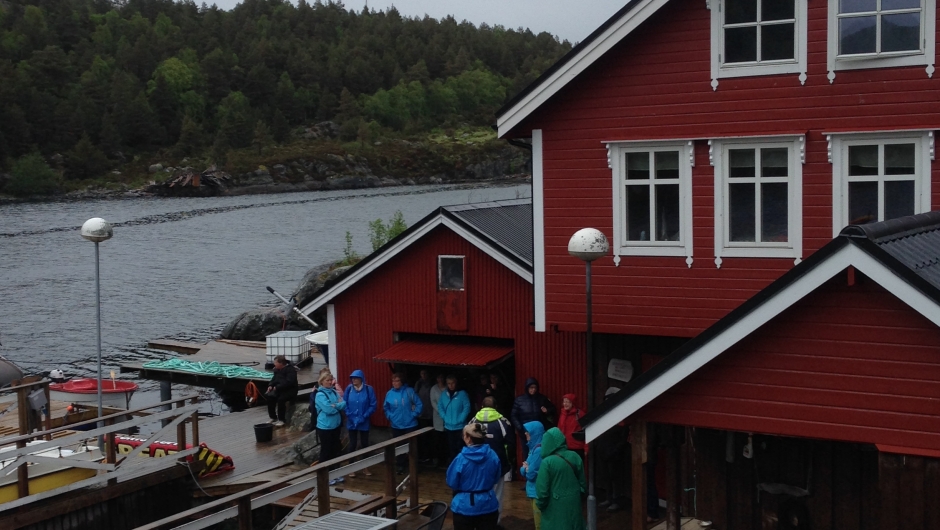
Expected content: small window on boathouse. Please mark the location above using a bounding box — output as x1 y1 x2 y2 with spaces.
438 256 465 290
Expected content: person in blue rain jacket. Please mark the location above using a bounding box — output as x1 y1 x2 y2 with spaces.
383 372 422 473
521 420 546 530
344 369 377 477
438 374 471 465
314 371 346 467
446 423 502 530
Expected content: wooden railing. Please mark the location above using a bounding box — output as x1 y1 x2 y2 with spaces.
134 427 434 530
0 394 201 507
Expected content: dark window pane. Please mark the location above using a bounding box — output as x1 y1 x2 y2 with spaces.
882 0 921 10
882 13 921 52
761 148 789 177
726 27 758 63
848 181 879 224
761 182 789 242
626 186 651 241
654 151 680 179
840 0 876 13
655 184 681 241
729 183 756 242
439 257 464 290
762 23 795 60
763 0 795 20
848 145 879 175
884 180 916 220
729 149 756 178
840 16 877 54
885 143 915 175
726 0 757 24
626 152 650 180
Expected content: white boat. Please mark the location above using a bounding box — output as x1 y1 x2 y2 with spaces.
49 379 138 409
0 441 102 503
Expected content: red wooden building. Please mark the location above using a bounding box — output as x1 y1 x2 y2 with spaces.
299 200 584 428
495 0 940 528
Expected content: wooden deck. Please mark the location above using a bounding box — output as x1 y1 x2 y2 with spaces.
121 339 327 393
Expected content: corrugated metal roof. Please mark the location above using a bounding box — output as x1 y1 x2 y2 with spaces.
848 210 940 291
445 199 533 266
373 338 514 368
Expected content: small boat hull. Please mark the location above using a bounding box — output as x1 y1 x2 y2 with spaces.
0 443 102 503
49 379 138 409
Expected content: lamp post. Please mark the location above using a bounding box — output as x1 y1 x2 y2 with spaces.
81 218 113 442
568 227 609 530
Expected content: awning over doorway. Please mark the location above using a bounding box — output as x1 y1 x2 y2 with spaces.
373 339 513 368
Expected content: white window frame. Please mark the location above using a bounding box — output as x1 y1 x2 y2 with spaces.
826 0 936 82
710 135 804 267
607 140 694 267
827 130 934 237
438 255 465 291
708 0 808 90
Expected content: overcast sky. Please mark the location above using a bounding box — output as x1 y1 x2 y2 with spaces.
208 0 630 43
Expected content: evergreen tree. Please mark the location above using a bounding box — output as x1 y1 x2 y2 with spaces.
251 120 272 155
65 133 110 180
6 152 58 197
174 115 204 158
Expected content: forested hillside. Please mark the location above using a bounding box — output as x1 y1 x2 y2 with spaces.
0 0 570 194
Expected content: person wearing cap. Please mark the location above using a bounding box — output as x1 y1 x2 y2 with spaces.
556 393 586 462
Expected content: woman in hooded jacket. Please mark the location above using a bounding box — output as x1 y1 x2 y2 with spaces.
344 369 376 477
520 421 545 530
446 423 502 530
556 393 587 462
535 427 586 530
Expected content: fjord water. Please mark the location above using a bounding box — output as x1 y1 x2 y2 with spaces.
0 183 528 406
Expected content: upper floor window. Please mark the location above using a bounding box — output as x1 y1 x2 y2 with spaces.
828 131 933 235
608 141 694 266
438 256 465 290
711 136 804 266
827 0 936 81
710 0 808 89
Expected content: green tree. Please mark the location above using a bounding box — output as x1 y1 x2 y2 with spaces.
174 115 204 158
5 152 58 197
251 120 272 154
368 210 407 251
216 91 253 149
65 133 110 180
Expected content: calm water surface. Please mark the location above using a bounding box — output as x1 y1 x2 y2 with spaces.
0 183 528 408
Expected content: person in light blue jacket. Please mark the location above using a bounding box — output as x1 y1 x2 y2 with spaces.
446 423 502 529
344 369 376 477
315 371 345 481
383 372 422 473
438 374 471 465
521 420 545 530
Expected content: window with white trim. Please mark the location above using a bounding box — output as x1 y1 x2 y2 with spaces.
829 131 933 235
826 0 936 81
711 136 803 266
709 0 808 89
608 141 694 266
438 255 465 290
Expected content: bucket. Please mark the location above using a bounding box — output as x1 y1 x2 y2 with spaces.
254 423 273 443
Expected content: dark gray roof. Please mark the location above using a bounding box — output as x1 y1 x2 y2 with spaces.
841 210 940 291
444 199 533 267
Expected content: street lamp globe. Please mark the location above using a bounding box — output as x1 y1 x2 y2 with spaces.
567 227 609 262
81 218 113 243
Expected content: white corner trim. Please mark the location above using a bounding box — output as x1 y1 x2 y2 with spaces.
327 304 337 377
585 242 940 442
497 0 671 137
533 130 547 332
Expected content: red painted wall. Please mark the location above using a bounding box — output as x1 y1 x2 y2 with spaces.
332 226 585 427
638 273 940 451
518 0 940 338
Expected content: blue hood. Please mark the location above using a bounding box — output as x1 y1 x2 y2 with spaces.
349 369 366 383
523 420 544 447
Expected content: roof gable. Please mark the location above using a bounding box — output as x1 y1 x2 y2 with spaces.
496 0 667 137
299 199 533 316
581 211 940 442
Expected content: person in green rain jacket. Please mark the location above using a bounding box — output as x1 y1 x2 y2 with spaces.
535 427 586 530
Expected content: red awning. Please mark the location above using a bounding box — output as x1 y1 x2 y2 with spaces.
373 339 513 368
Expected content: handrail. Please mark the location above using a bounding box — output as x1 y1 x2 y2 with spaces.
0 378 50 394
134 427 433 530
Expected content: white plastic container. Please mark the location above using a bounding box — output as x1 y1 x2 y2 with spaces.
266 330 312 364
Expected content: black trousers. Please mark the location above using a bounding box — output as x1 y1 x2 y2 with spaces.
317 426 342 464
446 429 464 465
267 394 292 421
452 510 499 530
417 418 433 460
391 426 417 470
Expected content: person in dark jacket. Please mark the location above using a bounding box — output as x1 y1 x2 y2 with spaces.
446 423 502 530
266 355 298 426
468 396 515 524
344 369 376 477
510 377 556 455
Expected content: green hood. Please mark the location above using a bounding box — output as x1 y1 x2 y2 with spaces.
541 427 568 457
474 407 504 422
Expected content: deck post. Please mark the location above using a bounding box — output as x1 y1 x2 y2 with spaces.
176 400 187 451
160 381 172 428
666 435 681 530
384 445 397 518
16 385 29 498
631 420 647 530
237 495 252 530
191 397 200 445
105 417 117 464
408 436 419 508
42 382 52 439
317 468 331 517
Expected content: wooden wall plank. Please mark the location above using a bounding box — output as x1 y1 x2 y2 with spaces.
879 453 901 530
899 455 925 530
